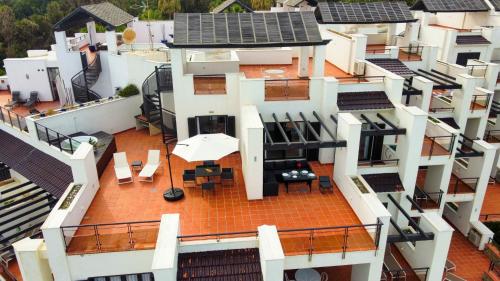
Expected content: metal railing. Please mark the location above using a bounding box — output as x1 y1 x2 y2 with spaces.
178 230 259 242
366 47 392 54
484 129 500 142
358 158 400 167
61 220 161 254
424 121 456 159
470 93 491 112
34 122 81 154
480 213 500 221
429 107 454 113
413 186 443 209
399 45 424 62
336 75 385 84
264 78 309 100
449 175 479 195
277 219 383 260
193 75 226 95
383 267 430 281
467 64 488 77
0 105 27 131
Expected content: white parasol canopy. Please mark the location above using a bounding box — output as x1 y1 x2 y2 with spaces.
172 133 239 162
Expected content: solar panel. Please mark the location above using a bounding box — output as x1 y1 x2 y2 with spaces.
170 12 326 48
411 0 490 12
489 0 500 11
315 1 416 24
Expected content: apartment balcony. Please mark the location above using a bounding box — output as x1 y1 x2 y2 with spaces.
61 129 376 256
412 186 443 210
421 120 456 160
193 75 226 95
264 78 309 101
448 174 478 195
365 44 423 62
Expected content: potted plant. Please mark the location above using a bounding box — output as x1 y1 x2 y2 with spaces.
118 84 140 98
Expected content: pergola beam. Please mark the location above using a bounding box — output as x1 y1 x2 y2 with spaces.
387 194 430 239
272 113 290 146
286 112 307 145
313 111 336 141
259 113 274 145
361 114 383 131
299 112 321 142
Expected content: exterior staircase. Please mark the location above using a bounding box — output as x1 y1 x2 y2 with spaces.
71 54 102 103
141 65 176 143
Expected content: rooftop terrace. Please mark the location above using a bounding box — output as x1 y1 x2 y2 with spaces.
66 129 376 255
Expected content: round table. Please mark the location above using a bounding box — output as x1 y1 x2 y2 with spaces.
295 269 321 281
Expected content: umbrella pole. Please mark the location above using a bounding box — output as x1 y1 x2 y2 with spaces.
163 141 185 202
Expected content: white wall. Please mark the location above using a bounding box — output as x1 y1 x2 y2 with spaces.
35 95 142 135
240 105 263 200
4 58 54 101
131 19 174 43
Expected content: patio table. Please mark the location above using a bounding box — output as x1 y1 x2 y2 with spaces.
195 165 221 184
282 170 317 193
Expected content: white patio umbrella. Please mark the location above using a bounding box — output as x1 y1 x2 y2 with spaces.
172 133 239 162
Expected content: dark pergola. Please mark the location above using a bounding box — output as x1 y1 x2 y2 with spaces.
260 111 346 151
413 69 462 90
455 134 484 158
403 78 423 105
387 194 435 243
360 113 406 137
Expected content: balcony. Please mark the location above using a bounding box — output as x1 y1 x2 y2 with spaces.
421 120 456 159
470 92 491 113
264 78 309 101
412 186 443 210
365 44 423 62
193 75 226 95
448 174 478 195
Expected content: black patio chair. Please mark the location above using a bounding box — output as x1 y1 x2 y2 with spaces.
5 91 24 108
24 91 39 109
182 169 196 187
319 176 333 193
202 181 215 197
221 168 234 186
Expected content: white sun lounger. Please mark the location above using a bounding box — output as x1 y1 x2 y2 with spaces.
139 150 161 182
113 152 133 184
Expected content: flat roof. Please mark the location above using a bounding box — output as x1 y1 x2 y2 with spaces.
411 0 490 13
167 12 329 49
315 1 416 24
337 91 394 111
367 58 414 77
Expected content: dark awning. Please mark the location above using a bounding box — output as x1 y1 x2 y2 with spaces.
167 12 329 49
411 0 489 13
367 59 414 77
337 91 394 111
456 35 491 45
54 2 134 31
315 1 416 24
212 0 253 13
362 173 404 193
0 130 73 198
413 69 462 90
360 113 406 137
260 111 346 151
438 117 460 129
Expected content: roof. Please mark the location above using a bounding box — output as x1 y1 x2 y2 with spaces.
0 130 73 198
362 173 404 193
490 0 500 11
315 1 416 24
367 59 414 77
54 2 134 31
411 0 489 12
456 35 491 45
212 0 253 13
337 91 394 111
167 12 328 49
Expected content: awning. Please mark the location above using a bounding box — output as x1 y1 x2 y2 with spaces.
54 2 134 31
337 91 394 111
360 113 406 137
367 59 415 77
0 130 73 198
315 1 416 24
167 12 329 49
260 111 346 151
412 69 462 90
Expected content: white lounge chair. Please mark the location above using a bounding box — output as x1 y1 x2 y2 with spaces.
113 152 133 184
139 150 161 182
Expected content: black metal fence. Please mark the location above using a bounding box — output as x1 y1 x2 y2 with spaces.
358 159 400 167
449 176 479 195
34 122 81 154
0 105 27 131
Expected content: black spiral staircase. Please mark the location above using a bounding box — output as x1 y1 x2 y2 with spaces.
142 65 176 143
71 54 102 103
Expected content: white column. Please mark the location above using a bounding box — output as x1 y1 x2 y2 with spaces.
312 45 326 77
105 29 118 54
452 74 478 132
334 113 361 180
86 21 97 46
70 142 98 188
258 225 285 281
386 23 397 45
41 226 72 281
410 76 433 111
152 214 180 281
298 46 309 78
484 63 500 91
318 77 339 164
13 238 53 281
54 31 69 53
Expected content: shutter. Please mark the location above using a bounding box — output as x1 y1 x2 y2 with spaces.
188 117 197 137
227 116 236 137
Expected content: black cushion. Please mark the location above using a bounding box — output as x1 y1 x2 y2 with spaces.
183 174 195 181
264 161 274 170
184 169 195 175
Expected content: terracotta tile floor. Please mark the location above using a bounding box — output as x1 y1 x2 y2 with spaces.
389 244 429 281
0 90 61 117
240 58 358 82
448 173 476 194
482 182 500 217
67 129 375 255
421 136 451 157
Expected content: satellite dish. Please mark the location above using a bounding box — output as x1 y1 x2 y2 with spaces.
123 28 137 44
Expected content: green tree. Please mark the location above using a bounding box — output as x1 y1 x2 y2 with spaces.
158 0 181 19
250 0 272 10
46 1 65 24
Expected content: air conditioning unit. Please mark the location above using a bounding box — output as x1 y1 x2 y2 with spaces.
353 61 365 76
468 227 481 247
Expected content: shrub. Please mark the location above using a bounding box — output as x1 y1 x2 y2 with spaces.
118 84 140 97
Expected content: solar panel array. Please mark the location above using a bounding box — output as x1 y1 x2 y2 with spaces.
488 0 500 11
412 0 490 12
172 12 325 48
315 1 416 24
